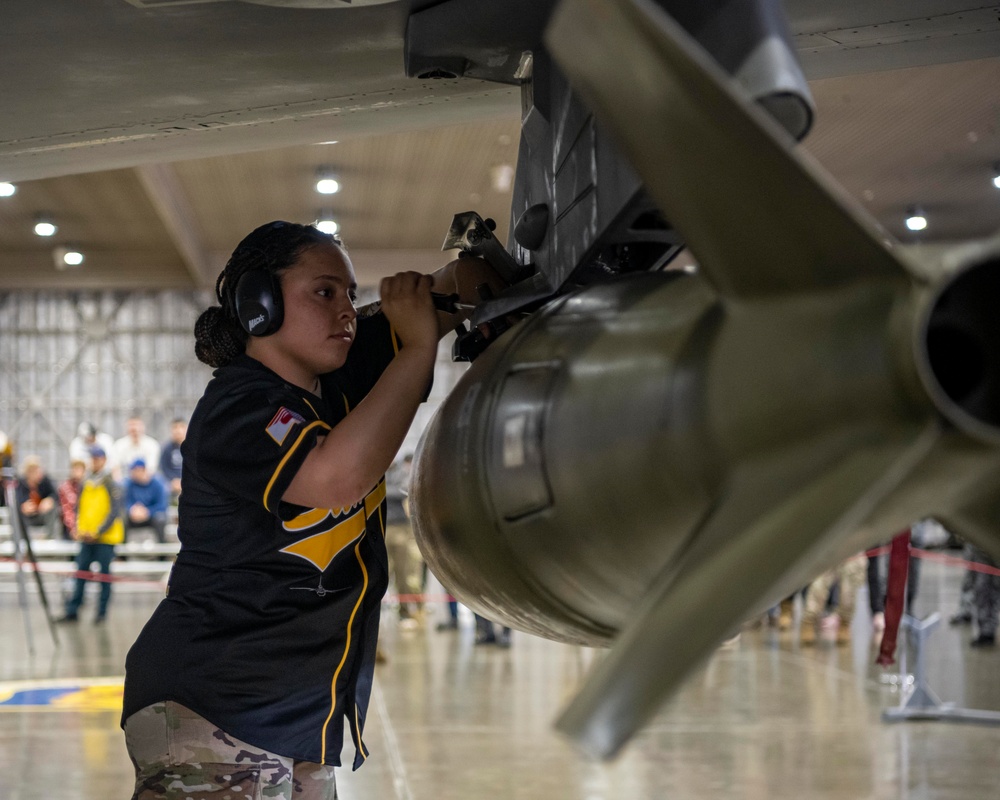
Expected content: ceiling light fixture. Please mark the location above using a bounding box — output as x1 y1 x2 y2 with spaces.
63 249 84 266
0 182 15 197
315 213 339 236
905 207 927 232
53 245 84 269
993 163 1000 189
315 167 340 195
34 215 57 237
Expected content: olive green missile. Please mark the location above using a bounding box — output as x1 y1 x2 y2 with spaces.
410 0 1000 760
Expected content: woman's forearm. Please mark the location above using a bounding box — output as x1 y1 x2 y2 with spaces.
282 345 437 511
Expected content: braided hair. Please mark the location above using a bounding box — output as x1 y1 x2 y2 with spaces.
194 221 344 368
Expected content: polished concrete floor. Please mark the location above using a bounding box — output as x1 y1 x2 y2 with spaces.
0 559 997 799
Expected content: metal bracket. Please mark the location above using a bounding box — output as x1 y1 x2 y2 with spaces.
883 612 1000 725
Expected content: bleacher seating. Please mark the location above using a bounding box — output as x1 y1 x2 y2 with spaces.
0 505 179 582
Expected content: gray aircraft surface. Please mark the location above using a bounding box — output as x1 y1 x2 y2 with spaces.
4 0 1000 760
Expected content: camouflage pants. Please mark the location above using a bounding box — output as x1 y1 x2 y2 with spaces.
124 702 337 800
385 522 424 612
802 555 868 626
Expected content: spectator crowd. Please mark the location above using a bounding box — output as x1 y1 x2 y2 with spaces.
5 415 186 624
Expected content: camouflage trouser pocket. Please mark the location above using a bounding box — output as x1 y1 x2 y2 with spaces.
124 701 334 800
131 762 264 800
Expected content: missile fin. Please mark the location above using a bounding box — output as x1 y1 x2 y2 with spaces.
555 425 941 759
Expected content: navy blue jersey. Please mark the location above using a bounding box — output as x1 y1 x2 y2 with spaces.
123 313 402 768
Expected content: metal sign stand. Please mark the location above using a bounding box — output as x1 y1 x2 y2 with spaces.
883 612 1000 725
2 467 59 655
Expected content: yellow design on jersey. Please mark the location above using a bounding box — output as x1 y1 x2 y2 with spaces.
280 511 366 572
363 480 386 517
279 480 386 572
320 536 369 764
283 506 341 532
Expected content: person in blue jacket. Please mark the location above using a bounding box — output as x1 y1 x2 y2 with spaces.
123 458 169 543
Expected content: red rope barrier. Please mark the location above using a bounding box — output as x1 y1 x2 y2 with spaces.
909 547 1000 576
3 543 997 609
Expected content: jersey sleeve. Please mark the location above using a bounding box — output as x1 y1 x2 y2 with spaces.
196 386 328 521
322 310 434 409
322 311 402 408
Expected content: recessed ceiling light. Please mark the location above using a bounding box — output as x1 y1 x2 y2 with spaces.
0 182 15 197
54 246 84 269
905 208 927 232
315 166 340 195
63 249 84 266
316 178 340 195
34 216 57 237
316 217 339 235
992 163 1000 189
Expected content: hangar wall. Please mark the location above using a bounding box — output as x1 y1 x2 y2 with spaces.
0 289 214 478
0 289 464 480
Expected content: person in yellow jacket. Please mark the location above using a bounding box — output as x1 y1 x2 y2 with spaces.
58 445 124 624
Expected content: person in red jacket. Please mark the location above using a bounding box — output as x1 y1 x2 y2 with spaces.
57 459 87 540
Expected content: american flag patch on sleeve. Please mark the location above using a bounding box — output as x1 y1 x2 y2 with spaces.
266 407 306 446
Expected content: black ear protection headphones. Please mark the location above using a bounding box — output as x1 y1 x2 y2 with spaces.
234 268 284 337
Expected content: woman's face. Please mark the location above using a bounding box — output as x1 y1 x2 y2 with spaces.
261 242 358 381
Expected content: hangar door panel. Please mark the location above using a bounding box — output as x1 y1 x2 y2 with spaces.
0 290 213 478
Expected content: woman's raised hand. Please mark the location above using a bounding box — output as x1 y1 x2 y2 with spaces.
379 271 438 353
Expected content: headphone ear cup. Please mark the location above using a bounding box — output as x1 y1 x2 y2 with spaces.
234 270 284 336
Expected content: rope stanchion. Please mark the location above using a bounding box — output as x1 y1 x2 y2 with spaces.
866 534 1000 727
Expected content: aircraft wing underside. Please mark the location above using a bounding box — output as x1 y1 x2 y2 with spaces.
0 0 997 181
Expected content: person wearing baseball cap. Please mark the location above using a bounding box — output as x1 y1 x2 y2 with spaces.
59 440 123 624
123 457 168 544
69 424 117 474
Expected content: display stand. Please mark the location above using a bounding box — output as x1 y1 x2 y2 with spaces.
883 612 1000 725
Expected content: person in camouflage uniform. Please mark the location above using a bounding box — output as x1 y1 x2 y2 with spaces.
125 702 336 800
799 554 867 645
121 223 501 799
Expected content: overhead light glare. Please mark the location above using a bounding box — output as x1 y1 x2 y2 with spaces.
905 208 927 232
993 163 1000 189
53 245 84 270
316 177 341 195
316 218 339 235
0 182 15 197
34 216 57 237
315 166 340 195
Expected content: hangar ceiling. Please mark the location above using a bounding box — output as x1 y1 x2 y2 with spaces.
0 56 997 290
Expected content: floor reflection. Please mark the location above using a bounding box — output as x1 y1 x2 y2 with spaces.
0 560 996 799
